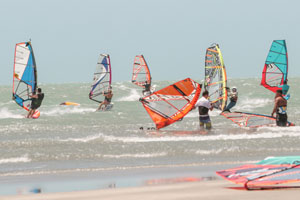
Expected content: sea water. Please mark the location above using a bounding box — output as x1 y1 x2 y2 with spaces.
0 78 299 194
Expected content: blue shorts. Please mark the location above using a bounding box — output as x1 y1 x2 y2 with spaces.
199 116 211 123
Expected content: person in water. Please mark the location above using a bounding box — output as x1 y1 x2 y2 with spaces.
223 87 238 112
271 89 288 127
194 90 213 130
278 80 289 96
142 81 152 96
27 88 44 118
97 87 113 111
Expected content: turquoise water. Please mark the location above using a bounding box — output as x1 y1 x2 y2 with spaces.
0 78 300 194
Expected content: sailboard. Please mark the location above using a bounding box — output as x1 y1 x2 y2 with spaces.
140 78 201 130
60 102 80 106
132 55 151 88
221 111 294 128
216 156 300 190
261 40 288 93
204 44 227 111
89 54 112 103
13 41 40 119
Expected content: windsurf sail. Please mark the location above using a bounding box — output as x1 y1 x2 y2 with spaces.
221 112 276 128
132 55 151 88
13 41 37 111
204 44 227 111
261 40 288 93
221 111 293 128
89 54 112 103
258 156 300 165
140 78 201 130
216 156 300 190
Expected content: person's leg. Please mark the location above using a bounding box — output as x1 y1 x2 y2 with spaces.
224 101 236 112
199 117 204 129
205 122 212 130
276 114 287 127
28 109 35 118
97 102 104 111
26 110 32 118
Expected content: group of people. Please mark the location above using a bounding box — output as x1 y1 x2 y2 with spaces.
26 79 290 129
194 80 290 130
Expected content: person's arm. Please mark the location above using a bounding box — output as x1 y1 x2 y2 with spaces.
271 98 278 117
29 94 38 98
208 102 213 111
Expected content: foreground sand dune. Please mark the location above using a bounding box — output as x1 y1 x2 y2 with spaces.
1 180 300 200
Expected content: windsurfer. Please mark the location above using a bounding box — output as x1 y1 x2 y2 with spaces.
194 90 213 130
97 87 113 111
271 90 288 127
223 87 238 112
142 81 151 96
27 88 44 118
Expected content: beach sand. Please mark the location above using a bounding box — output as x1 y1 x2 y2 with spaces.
1 180 300 200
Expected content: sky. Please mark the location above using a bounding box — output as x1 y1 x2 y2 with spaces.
0 0 299 84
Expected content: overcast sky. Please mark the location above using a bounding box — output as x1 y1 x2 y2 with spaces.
0 0 299 84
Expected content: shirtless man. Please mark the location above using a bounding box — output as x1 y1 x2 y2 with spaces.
271 90 288 127
97 87 113 111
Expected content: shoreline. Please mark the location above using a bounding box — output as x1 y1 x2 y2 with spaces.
1 180 300 200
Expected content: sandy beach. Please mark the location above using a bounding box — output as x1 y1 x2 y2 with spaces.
1 180 300 200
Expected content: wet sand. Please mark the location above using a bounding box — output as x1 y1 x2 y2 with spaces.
1 180 300 200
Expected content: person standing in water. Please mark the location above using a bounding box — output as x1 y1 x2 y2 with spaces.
27 88 44 118
223 87 238 112
97 87 113 111
194 90 213 130
271 89 288 127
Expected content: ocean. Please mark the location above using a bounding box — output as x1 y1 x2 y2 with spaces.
0 78 299 194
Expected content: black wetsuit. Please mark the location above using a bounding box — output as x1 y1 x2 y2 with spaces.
105 96 112 103
31 93 44 109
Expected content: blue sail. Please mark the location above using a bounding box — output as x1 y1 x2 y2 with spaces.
13 42 37 110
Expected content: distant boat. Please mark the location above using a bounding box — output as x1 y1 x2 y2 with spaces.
13 41 40 119
204 44 227 111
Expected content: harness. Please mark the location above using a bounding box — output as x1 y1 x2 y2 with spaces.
277 96 287 115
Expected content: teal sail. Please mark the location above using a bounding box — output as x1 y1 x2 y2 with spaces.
261 40 288 93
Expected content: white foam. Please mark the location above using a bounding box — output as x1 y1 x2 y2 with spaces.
100 130 300 143
0 108 24 119
0 155 31 164
117 89 141 102
102 152 167 158
235 98 272 111
195 146 240 155
58 133 103 143
42 106 95 116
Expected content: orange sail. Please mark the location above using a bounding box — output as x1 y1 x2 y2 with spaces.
140 78 201 129
132 55 151 88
